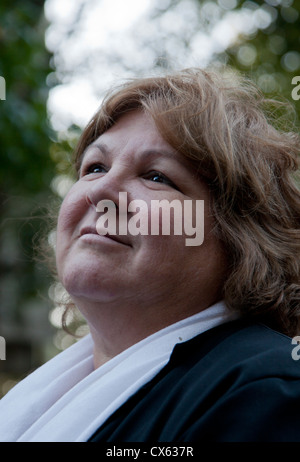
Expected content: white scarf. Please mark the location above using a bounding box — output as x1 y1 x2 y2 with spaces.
0 301 233 442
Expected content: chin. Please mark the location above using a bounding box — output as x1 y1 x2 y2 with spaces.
60 267 119 304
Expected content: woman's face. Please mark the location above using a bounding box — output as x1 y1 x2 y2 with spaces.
56 110 226 315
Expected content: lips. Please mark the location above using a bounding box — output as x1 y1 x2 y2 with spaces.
79 226 131 247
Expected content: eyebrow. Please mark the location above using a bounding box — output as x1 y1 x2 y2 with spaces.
79 140 205 182
81 142 109 160
82 142 183 164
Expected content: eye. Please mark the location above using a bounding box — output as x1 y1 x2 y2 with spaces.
144 171 179 190
82 163 108 176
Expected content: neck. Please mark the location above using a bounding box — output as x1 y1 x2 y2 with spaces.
71 293 220 369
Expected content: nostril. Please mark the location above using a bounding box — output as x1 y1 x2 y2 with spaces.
86 193 97 210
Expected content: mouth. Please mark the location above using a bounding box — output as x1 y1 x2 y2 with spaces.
79 226 132 247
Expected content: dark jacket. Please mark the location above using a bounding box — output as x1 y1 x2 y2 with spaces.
89 319 300 442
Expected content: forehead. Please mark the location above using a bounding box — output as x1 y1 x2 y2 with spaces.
82 110 181 161
96 111 168 148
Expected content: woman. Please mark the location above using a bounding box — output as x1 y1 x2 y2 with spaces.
0 67 300 442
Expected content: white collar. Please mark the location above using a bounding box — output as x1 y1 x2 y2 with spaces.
0 300 235 442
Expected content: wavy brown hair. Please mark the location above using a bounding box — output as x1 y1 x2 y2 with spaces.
71 67 300 337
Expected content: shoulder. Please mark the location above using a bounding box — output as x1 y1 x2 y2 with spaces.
165 319 300 441
90 319 300 442
169 318 300 382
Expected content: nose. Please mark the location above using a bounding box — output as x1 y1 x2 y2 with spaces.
85 169 124 210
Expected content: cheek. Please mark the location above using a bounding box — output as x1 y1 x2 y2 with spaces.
55 187 87 265
57 186 87 235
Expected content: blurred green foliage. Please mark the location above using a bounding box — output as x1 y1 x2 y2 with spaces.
0 1 56 328
221 0 300 122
